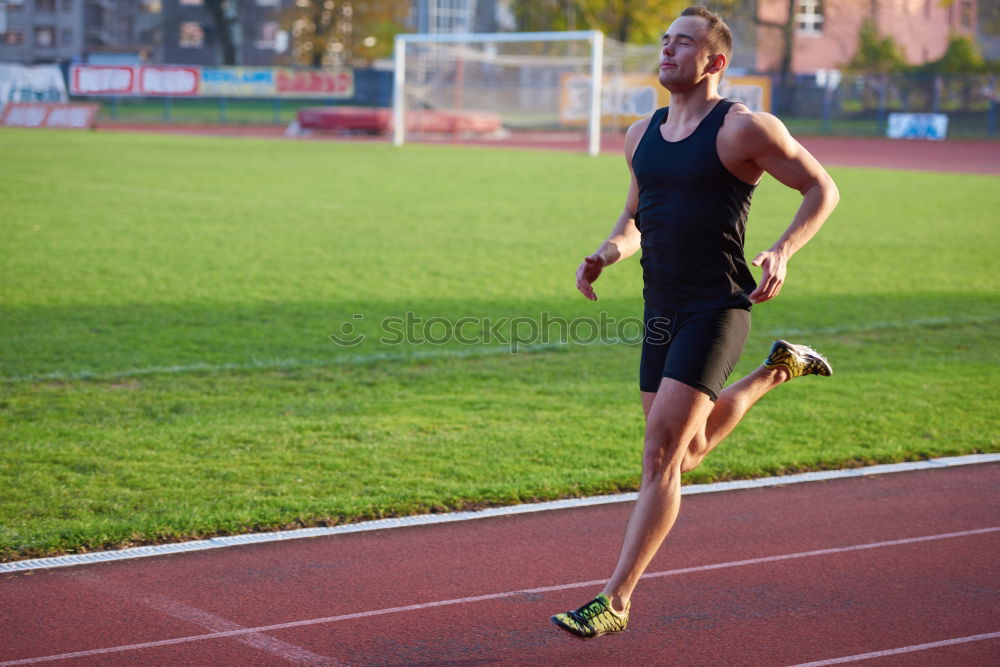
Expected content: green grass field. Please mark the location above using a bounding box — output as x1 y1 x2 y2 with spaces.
1 128 997 561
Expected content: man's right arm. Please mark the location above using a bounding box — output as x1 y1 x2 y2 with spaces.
576 119 647 301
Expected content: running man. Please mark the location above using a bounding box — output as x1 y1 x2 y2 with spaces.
551 6 839 639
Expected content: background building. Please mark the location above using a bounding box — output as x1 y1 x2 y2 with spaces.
0 0 85 64
756 0 980 74
0 0 162 64
85 0 161 63
411 0 501 34
161 0 288 66
1 1 993 70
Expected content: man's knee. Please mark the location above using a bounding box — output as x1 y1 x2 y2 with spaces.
642 379 714 477
641 431 686 478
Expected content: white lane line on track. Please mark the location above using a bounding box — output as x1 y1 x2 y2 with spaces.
2 526 997 666
5 312 998 384
66 571 343 667
786 631 1000 666
3 454 998 574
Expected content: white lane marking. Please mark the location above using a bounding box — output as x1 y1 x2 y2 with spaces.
3 454 998 574
66 571 342 667
3 526 996 666
637 526 1000 582
786 631 1000 666
4 312 998 384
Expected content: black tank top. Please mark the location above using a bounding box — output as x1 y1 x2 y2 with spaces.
632 99 757 312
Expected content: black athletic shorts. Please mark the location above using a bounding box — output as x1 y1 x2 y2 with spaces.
639 305 751 401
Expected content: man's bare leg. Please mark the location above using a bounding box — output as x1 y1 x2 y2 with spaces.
602 365 791 613
682 364 791 473
600 379 714 613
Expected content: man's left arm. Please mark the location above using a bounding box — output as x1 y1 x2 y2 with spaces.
740 113 840 304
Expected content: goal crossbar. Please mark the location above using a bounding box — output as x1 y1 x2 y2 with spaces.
392 30 605 155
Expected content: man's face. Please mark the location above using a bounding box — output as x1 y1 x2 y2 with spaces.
658 16 720 91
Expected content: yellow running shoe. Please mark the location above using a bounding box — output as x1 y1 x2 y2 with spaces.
764 340 833 378
551 593 629 640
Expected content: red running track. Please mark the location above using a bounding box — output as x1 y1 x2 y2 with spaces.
94 121 1000 175
2 463 999 666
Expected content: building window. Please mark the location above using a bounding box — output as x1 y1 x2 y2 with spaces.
37 0 57 12
179 0 204 5
429 0 474 34
3 31 26 45
179 21 205 48
35 26 56 47
61 27 73 45
62 0 74 12
255 20 279 49
796 0 824 36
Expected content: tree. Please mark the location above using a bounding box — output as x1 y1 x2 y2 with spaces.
278 0 410 68
918 33 986 110
843 18 907 74
980 0 1000 35
204 0 239 66
510 0 688 45
923 34 985 74
701 0 798 108
750 0 796 106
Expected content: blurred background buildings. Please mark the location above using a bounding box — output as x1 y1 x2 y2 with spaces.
1 1 994 74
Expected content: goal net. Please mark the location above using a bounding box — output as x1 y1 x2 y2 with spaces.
391 32 775 156
393 31 645 156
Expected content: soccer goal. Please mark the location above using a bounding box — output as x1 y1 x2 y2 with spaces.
393 30 612 155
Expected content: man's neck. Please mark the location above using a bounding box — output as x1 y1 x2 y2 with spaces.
665 80 723 127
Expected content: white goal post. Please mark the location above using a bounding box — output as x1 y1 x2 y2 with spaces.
392 30 606 156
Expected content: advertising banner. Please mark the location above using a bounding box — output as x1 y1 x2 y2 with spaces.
560 74 771 126
0 64 68 111
887 113 948 140
202 67 354 98
1 102 99 129
140 66 200 96
200 67 276 97
274 68 354 97
71 65 135 95
69 65 354 99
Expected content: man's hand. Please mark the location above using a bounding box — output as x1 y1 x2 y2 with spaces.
748 249 788 304
576 255 605 301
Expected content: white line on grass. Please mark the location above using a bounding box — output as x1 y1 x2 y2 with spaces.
4 313 998 383
2 454 998 574
786 631 1000 666
2 526 997 666
0 171 347 213
766 312 1000 337
0 342 570 383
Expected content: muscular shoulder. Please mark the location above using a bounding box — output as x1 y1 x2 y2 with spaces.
720 105 796 160
625 115 653 164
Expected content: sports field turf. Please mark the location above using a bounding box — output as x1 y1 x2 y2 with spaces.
1 128 997 560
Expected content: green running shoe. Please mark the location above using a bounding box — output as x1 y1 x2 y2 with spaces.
764 340 833 378
551 593 629 640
